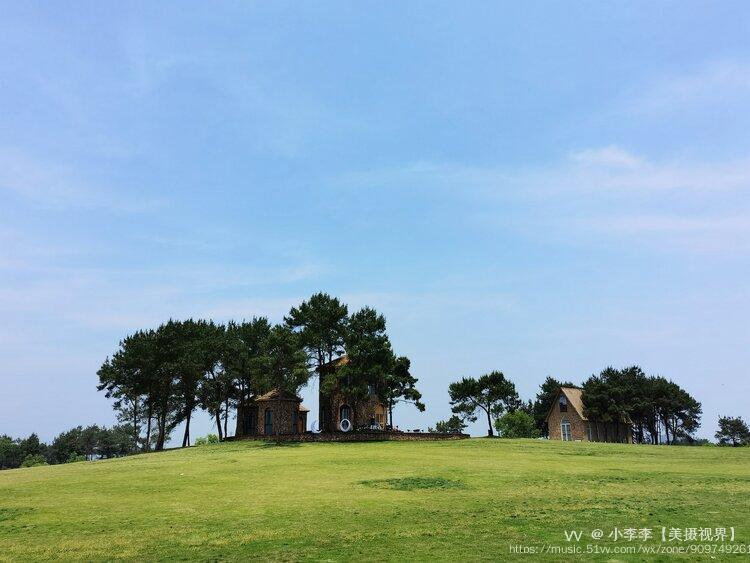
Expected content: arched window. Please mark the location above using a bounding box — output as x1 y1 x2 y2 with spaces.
559 394 568 412
264 408 273 435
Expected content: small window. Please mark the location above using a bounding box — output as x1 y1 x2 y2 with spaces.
340 404 351 423
559 394 568 412
561 421 572 441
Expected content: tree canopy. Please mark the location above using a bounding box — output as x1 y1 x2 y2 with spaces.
448 372 520 437
715 416 749 446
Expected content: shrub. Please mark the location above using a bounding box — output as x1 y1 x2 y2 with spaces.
428 415 466 434
66 453 86 463
194 434 219 446
494 411 539 438
20 454 48 468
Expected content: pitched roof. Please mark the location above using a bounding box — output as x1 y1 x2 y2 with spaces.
255 388 302 402
318 354 349 372
545 386 587 421
560 387 587 420
321 354 349 369
545 386 633 425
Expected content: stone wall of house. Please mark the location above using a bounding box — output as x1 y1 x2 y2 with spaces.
256 399 300 436
320 389 386 432
318 367 388 432
548 402 589 441
548 401 633 443
230 431 470 443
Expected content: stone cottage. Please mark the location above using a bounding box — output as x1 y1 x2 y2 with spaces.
234 388 309 438
318 355 388 433
546 386 632 443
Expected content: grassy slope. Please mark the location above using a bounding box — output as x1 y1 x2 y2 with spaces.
0 439 748 561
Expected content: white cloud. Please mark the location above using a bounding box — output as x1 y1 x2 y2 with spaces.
0 149 162 211
629 60 750 114
335 146 750 252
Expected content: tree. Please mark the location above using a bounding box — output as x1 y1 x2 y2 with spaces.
532 377 575 436
223 318 272 436
715 416 750 446
333 307 394 404
261 325 309 394
448 372 520 437
379 355 425 428
429 415 466 434
195 321 232 441
0 435 25 469
286 293 348 374
494 410 539 438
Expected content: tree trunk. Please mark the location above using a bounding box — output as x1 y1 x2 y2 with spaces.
132 395 139 453
485 407 494 437
145 403 153 452
215 409 223 441
389 399 394 429
223 398 229 438
182 411 191 447
156 401 168 451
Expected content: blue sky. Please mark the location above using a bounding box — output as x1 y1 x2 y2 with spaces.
1 2 748 441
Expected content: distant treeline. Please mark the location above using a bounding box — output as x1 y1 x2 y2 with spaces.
0 425 133 470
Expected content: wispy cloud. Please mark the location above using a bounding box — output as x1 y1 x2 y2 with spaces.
628 60 750 115
0 149 163 211
335 146 750 252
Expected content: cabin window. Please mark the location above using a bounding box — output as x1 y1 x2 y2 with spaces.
340 404 351 423
292 409 298 433
559 394 568 412
264 408 273 435
246 407 258 435
375 404 386 427
561 420 572 441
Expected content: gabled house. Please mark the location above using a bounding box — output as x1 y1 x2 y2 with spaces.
546 386 632 443
234 388 309 438
318 355 387 432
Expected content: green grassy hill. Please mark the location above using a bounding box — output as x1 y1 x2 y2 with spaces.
1 439 748 561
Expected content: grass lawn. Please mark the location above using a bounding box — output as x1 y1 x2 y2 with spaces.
1 439 748 561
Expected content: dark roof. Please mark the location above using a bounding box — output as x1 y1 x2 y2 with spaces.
255 388 302 402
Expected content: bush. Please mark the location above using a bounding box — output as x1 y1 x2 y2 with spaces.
66 453 87 463
20 454 48 468
194 434 219 446
494 411 539 438
428 415 466 434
